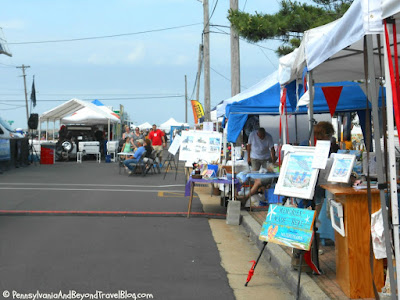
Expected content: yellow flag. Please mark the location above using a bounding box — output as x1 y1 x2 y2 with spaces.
191 100 204 124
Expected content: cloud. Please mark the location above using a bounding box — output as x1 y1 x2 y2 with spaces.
127 44 145 63
0 20 25 30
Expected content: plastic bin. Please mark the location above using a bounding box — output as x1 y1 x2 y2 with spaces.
40 143 55 165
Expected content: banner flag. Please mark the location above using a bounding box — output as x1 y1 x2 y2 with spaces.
191 100 204 124
321 86 343 116
30 77 37 107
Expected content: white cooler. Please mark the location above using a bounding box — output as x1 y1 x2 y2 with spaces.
107 141 119 162
77 141 100 163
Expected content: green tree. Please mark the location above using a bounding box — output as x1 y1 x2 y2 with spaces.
228 0 353 56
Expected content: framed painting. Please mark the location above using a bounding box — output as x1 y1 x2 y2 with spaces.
330 200 345 237
327 153 356 183
274 147 319 200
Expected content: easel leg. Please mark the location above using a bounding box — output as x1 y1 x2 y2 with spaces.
187 182 195 218
245 241 268 286
296 251 304 300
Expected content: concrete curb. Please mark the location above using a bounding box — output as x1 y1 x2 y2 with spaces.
241 211 329 300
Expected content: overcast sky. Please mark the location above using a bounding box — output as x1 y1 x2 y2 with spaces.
0 0 282 129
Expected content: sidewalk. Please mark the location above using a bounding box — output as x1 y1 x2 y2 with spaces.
194 185 361 300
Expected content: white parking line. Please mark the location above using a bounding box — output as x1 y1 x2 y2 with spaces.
0 183 185 188
0 187 185 193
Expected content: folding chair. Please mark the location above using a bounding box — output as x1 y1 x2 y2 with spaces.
126 151 147 176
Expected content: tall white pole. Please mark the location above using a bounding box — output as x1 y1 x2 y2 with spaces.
203 0 211 121
383 31 400 299
230 0 240 97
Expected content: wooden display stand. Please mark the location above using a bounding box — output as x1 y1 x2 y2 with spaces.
321 184 384 299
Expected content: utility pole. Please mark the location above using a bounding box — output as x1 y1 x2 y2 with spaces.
196 44 203 102
230 0 240 97
16 64 30 123
185 75 188 123
203 0 211 121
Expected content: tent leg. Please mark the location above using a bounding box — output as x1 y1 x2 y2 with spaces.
383 29 400 298
307 71 315 146
366 35 397 298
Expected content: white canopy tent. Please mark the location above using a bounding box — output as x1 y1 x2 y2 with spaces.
61 107 120 125
159 118 189 132
277 0 400 296
138 122 152 130
39 98 120 141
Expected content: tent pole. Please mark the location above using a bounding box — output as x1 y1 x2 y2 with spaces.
281 87 287 145
223 125 227 164
53 120 55 140
383 31 400 298
108 119 110 141
308 71 315 146
38 118 41 142
46 121 48 141
366 34 397 298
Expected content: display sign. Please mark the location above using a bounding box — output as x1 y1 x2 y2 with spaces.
0 139 10 161
168 134 182 156
179 130 222 163
259 204 316 251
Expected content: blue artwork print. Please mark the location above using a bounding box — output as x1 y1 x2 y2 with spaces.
332 158 352 177
283 153 314 189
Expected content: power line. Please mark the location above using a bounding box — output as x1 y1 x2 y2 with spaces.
0 62 17 67
242 0 248 11
8 23 203 45
0 95 185 102
210 66 248 90
0 105 25 111
0 93 185 96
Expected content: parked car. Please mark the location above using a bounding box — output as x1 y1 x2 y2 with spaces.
0 116 24 139
56 125 99 161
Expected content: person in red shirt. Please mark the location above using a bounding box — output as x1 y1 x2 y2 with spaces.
148 124 166 165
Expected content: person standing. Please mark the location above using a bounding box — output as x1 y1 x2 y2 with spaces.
132 127 144 146
247 127 275 171
122 125 133 141
148 124 166 166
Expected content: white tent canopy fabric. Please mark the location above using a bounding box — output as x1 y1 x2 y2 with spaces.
382 0 400 19
278 0 400 85
40 98 117 123
159 118 188 130
138 122 152 130
61 107 120 125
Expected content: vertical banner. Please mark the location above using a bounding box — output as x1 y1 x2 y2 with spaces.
191 100 204 124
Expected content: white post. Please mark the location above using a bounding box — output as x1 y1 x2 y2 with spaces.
107 119 110 141
46 120 49 141
308 71 315 145
38 117 41 141
383 32 400 298
231 142 235 201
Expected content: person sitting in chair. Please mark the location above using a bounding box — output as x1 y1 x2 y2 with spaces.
120 137 134 161
123 140 146 175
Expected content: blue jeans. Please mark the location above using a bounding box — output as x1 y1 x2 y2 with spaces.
124 158 139 171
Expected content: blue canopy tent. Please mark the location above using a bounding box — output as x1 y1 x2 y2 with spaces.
225 81 382 143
